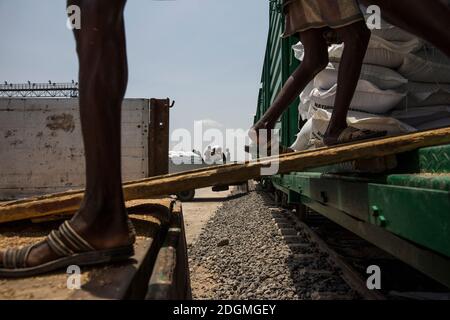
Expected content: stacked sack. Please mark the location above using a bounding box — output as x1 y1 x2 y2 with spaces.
391 48 450 131
291 8 450 152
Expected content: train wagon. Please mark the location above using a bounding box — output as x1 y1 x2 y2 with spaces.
254 1 450 288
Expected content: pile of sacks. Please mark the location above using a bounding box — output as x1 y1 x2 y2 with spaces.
291 13 450 151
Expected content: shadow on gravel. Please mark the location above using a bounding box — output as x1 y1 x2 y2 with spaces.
191 193 247 203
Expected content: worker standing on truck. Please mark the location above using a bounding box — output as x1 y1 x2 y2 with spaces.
0 0 135 277
250 0 450 148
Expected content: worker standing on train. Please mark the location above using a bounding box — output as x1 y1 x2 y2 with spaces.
251 0 385 147
250 0 450 148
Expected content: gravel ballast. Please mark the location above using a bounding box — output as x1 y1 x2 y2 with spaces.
188 191 356 300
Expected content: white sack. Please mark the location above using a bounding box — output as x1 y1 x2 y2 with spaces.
315 62 407 91
395 82 450 109
310 80 406 114
391 105 450 128
298 81 316 121
328 35 422 68
398 52 450 83
290 108 416 151
371 26 418 43
290 117 314 151
416 118 450 131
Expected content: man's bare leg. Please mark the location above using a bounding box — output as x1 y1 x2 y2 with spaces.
0 0 132 267
360 0 450 57
323 21 371 145
250 28 329 143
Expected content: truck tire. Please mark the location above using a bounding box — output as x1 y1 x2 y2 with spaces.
177 189 196 202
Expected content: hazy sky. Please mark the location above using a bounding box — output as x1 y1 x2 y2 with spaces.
0 0 269 139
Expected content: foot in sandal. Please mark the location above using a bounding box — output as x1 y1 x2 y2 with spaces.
323 127 387 146
0 203 136 278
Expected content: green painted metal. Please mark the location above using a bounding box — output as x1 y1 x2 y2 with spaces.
272 172 450 256
395 144 450 174
387 174 450 191
368 184 450 258
272 173 372 222
418 145 450 173
303 197 450 288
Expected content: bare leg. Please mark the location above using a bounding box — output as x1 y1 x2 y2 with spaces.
323 21 371 145
250 28 329 142
0 0 132 267
360 0 450 57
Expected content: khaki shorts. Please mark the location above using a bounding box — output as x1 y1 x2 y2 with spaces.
282 0 364 38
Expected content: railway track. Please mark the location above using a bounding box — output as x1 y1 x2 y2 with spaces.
267 191 450 300
188 187 449 300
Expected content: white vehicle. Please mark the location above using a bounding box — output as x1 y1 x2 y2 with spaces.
169 151 203 166
169 151 208 201
169 147 230 201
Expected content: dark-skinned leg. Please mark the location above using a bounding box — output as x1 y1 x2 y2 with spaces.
250 28 329 143
360 0 450 57
0 0 131 268
70 0 130 248
323 21 371 145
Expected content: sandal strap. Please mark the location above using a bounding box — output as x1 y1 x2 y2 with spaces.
2 221 96 269
46 221 95 258
3 244 36 269
47 230 74 257
60 221 94 252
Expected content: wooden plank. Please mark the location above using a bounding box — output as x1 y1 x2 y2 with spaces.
1 127 450 224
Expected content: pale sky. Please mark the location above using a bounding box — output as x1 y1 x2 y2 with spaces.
0 0 269 143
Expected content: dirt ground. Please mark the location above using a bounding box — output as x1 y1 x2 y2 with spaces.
182 187 235 299
182 188 231 246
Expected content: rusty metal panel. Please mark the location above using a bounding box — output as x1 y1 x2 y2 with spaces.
0 98 149 200
148 98 172 177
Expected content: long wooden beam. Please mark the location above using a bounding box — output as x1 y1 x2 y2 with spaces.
1 127 450 224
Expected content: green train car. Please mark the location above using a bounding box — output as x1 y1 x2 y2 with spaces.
255 1 450 288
